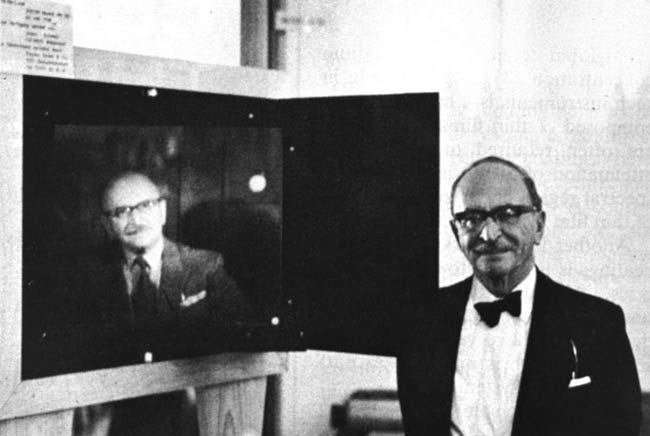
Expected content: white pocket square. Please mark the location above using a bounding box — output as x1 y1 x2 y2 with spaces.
180 290 207 308
569 375 591 388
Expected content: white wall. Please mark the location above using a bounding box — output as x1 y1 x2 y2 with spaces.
281 0 650 434
278 351 397 436
51 0 240 65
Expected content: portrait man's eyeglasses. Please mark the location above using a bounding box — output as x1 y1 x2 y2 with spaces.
453 204 538 231
105 198 164 220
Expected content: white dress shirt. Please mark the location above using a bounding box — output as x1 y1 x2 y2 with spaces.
122 238 164 295
450 268 537 436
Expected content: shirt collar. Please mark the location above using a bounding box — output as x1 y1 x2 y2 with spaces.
470 267 537 324
123 238 165 270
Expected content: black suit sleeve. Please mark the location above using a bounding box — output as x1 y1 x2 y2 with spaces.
397 343 440 436
169 250 259 356
206 257 257 327
396 299 451 436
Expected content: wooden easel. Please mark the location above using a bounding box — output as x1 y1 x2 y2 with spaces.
0 353 285 436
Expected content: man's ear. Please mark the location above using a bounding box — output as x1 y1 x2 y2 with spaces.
534 210 546 245
159 199 167 226
101 216 114 239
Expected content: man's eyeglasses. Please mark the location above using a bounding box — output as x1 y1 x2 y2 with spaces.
452 205 538 231
105 198 163 220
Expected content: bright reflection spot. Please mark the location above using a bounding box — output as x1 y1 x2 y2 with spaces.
146 88 158 97
249 173 267 193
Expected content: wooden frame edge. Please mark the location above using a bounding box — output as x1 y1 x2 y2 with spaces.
74 47 292 98
0 72 23 417
1 352 287 420
0 48 292 421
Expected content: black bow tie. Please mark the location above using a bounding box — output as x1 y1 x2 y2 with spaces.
474 291 522 327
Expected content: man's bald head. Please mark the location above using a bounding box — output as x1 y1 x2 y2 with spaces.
102 172 167 254
450 156 542 216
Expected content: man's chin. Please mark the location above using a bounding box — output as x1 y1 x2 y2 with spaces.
123 236 154 252
475 253 512 275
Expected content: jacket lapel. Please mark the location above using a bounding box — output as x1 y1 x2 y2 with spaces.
511 270 574 436
159 239 184 314
435 278 472 421
103 244 133 325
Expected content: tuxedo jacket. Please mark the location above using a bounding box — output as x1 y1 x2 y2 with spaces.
60 238 254 370
397 270 641 436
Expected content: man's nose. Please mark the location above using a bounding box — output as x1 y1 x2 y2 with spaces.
479 217 502 241
125 210 143 225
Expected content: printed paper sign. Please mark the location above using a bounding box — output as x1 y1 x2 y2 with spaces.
0 0 73 77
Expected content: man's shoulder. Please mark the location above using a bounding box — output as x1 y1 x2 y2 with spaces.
76 243 122 267
537 271 623 319
437 276 473 303
440 276 473 293
167 240 224 270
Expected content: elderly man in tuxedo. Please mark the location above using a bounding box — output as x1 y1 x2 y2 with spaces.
397 156 641 436
73 171 252 436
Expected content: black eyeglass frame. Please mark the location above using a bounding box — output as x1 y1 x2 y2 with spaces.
104 197 165 220
452 204 539 231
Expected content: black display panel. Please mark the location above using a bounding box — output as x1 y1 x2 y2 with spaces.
22 76 438 379
22 77 293 378
282 95 439 355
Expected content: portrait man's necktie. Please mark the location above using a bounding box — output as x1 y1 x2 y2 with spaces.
131 255 157 322
474 290 522 327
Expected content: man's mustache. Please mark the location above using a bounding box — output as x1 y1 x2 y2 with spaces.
124 224 149 235
472 242 512 255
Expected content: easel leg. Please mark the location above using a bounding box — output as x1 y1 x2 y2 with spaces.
196 377 267 436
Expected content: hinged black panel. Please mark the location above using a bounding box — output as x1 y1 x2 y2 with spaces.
278 94 439 355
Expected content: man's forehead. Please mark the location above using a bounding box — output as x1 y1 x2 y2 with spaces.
107 175 159 204
454 162 530 210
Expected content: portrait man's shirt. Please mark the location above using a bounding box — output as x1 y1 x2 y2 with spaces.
122 238 164 294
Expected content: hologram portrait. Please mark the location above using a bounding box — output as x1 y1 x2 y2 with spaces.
23 125 284 377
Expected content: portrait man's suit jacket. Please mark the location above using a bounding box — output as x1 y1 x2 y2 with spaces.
397 269 641 436
63 238 254 370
